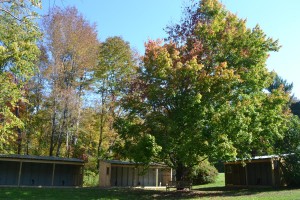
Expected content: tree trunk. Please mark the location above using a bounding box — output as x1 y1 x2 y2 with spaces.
49 101 57 156
97 89 107 159
175 162 190 182
97 107 106 159
71 77 84 157
15 104 22 154
56 104 68 157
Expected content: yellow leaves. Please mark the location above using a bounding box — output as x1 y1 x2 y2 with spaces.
196 93 202 103
0 46 6 53
10 42 19 53
144 40 183 80
204 140 209 146
185 57 204 72
212 62 240 83
216 133 237 158
175 62 183 69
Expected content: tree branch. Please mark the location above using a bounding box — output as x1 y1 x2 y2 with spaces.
0 7 22 21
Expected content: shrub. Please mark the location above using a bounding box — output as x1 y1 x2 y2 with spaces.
282 152 300 186
83 170 99 187
189 160 218 185
84 156 98 173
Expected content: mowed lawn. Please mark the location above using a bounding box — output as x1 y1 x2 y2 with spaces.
0 174 300 200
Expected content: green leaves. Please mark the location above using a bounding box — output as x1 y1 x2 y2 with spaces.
115 0 291 180
0 0 41 152
29 0 42 8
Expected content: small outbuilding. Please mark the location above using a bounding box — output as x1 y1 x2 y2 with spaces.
224 155 286 187
99 160 172 187
0 154 84 187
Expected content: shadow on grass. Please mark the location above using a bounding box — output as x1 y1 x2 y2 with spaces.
0 186 300 200
97 186 300 199
173 186 300 199
108 186 300 199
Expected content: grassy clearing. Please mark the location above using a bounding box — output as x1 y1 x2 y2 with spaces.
193 172 225 189
0 173 300 200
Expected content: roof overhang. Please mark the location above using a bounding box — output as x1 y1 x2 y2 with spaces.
0 154 85 165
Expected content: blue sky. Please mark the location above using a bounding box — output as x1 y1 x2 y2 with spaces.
41 0 300 99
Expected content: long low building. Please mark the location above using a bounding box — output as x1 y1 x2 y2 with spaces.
99 160 172 187
0 154 84 187
224 155 286 187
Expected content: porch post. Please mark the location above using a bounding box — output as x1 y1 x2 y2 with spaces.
17 161 22 186
51 163 56 186
155 168 159 188
271 159 275 187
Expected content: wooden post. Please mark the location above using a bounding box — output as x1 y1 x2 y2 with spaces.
155 168 159 188
133 168 135 186
81 165 84 186
17 161 22 186
51 163 56 186
271 159 275 187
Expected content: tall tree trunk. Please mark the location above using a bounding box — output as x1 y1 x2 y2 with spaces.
97 89 106 159
15 103 22 154
69 76 84 157
175 162 190 181
97 109 105 158
56 103 68 157
49 100 57 156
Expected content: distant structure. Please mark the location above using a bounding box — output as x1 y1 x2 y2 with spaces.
0 154 84 187
99 160 172 187
224 155 286 187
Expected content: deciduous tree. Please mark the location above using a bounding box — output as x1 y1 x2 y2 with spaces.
115 0 290 181
0 0 41 153
42 6 98 157
93 36 137 159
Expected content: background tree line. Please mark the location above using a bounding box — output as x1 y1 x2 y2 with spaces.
1 0 300 184
0 1 138 170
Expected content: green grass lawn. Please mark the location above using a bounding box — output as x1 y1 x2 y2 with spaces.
0 174 300 200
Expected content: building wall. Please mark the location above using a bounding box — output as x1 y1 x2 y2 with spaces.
99 161 172 187
0 161 19 185
246 162 272 186
54 164 83 186
99 161 111 187
225 159 285 187
0 160 83 187
161 168 172 186
225 164 246 186
21 162 52 186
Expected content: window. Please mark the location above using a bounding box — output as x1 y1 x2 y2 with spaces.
106 167 110 175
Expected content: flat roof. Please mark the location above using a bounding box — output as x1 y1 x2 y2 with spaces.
0 154 84 164
102 160 168 167
224 155 285 165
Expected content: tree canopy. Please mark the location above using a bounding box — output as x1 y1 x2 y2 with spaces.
0 0 41 153
114 0 291 180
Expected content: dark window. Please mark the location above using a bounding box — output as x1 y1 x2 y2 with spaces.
106 167 110 175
